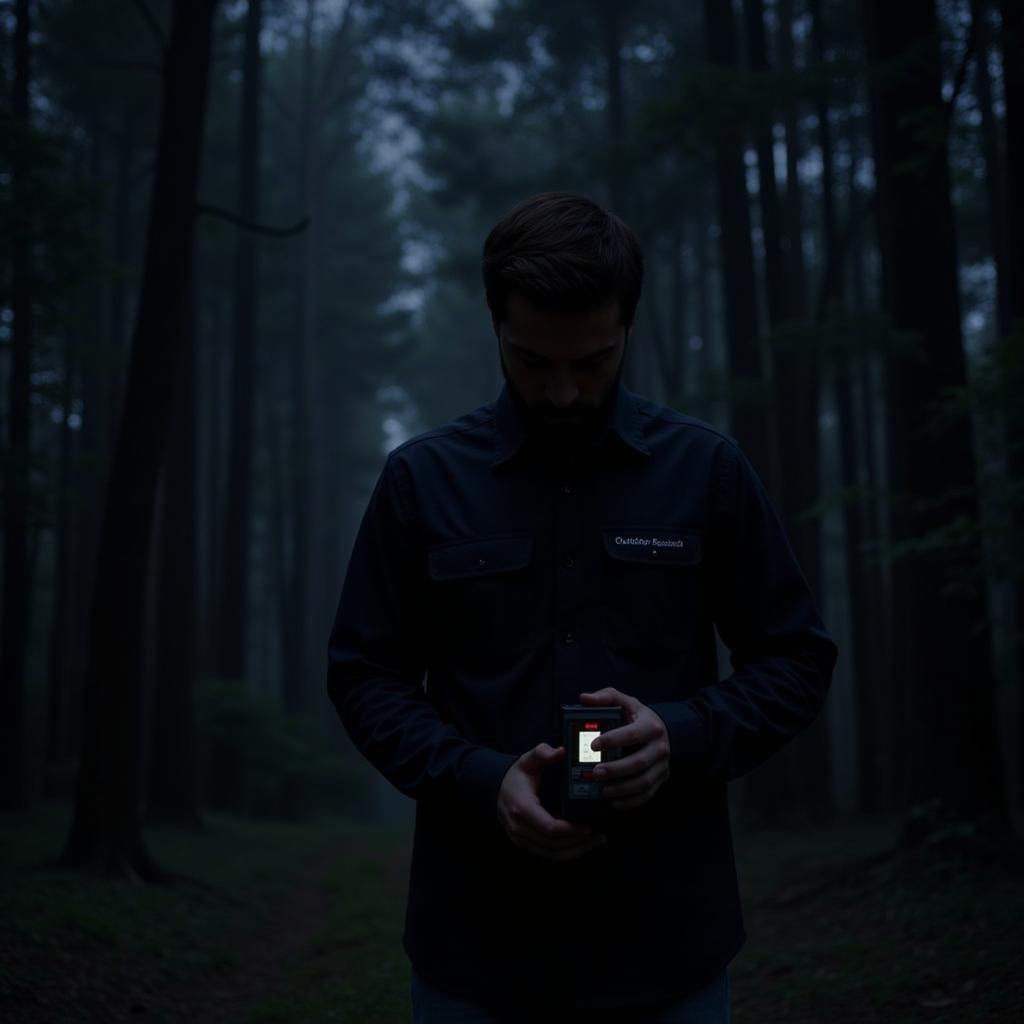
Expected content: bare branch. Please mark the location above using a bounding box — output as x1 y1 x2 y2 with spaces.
196 203 309 238
132 0 167 49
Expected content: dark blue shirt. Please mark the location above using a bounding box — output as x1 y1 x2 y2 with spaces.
327 377 838 1011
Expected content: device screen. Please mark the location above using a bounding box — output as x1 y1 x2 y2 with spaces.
579 729 601 763
573 723 603 764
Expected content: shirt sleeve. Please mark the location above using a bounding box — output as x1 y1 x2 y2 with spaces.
326 452 519 825
649 438 839 783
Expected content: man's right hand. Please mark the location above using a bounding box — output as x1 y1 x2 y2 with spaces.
496 742 608 861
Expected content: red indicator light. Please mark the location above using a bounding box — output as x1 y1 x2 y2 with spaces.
584 722 599 730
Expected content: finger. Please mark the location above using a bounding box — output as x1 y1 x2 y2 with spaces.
591 718 661 754
602 771 652 799
579 687 640 715
592 743 663 781
605 765 670 801
520 742 563 769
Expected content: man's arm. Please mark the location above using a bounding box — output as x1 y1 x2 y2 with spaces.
326 452 519 823
648 438 839 783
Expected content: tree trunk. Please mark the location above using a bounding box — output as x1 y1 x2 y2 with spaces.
1001 1 1024 323
701 0 769 481
284 0 319 717
742 0 788 329
603 0 626 218
798 0 842 824
217 0 264 681
58 0 218 878
44 331 76 799
998 0 1024 812
741 0 819 823
147 241 202 828
199 288 228 674
777 0 808 321
1 0 34 812
863 0 1015 846
972 0 1012 336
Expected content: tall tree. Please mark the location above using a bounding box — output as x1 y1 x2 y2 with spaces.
742 0 787 330
701 0 769 480
1 0 35 812
1002 1 1024 326
147 240 201 827
998 0 1024 751
862 0 1014 845
971 0 1012 337
602 0 627 218
59 0 218 877
218 0 264 681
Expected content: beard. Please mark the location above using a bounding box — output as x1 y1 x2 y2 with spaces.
498 339 628 459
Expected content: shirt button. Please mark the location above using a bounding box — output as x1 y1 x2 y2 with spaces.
563 632 575 645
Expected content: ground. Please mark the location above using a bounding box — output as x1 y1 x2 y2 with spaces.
0 801 1021 1022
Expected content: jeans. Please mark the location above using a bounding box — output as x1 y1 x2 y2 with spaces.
410 965 731 1024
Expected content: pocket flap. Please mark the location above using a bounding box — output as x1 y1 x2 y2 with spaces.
603 529 702 566
428 535 534 581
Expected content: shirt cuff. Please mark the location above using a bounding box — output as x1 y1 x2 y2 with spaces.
648 701 710 777
458 747 521 826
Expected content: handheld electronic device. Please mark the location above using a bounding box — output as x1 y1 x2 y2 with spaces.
559 704 625 822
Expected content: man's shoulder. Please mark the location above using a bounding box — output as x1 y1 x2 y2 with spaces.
630 393 737 450
385 400 496 465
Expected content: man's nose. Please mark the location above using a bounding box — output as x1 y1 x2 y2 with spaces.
544 367 579 408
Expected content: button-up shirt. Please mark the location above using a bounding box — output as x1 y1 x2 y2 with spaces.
327 377 839 1011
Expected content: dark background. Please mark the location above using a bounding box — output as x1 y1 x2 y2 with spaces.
1 1 1022 1020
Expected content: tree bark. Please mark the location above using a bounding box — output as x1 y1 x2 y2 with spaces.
743 0 788 329
972 0 1012 336
603 0 626 218
58 0 218 878
147 241 202 828
701 0 769 479
217 0 264 681
777 0 808 321
863 0 1015 846
284 0 319 717
1 0 34 812
998 0 1024 809
44 332 76 799
1001 1 1024 324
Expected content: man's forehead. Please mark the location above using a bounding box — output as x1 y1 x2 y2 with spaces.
502 294 625 355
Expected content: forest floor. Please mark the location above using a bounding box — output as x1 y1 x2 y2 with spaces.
1 800 1021 1023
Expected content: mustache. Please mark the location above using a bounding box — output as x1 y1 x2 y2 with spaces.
528 403 597 420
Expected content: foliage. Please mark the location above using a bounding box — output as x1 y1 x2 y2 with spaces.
195 677 375 822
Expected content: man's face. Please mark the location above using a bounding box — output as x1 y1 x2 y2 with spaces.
495 291 628 444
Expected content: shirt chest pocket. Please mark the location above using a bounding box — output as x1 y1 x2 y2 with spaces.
600 528 704 665
426 534 536 669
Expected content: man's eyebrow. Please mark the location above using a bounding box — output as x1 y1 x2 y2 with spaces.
506 340 618 362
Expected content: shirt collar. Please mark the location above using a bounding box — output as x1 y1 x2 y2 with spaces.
490 376 650 469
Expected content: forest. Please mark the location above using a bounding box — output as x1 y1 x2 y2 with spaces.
1 0 1023 1021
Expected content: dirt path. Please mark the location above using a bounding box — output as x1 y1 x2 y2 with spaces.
152 841 341 1024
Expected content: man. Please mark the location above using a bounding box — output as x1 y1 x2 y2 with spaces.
327 192 839 1023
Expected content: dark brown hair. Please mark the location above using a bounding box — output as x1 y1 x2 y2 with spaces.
481 191 644 329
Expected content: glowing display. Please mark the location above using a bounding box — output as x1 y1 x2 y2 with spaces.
579 730 602 763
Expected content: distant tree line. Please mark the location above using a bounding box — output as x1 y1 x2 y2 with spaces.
0 0 1020 877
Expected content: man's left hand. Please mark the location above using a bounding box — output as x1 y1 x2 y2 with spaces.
579 687 671 810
